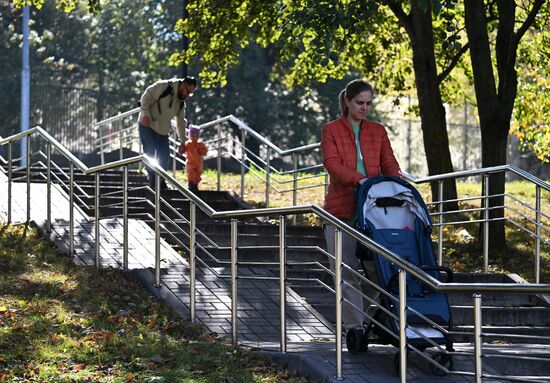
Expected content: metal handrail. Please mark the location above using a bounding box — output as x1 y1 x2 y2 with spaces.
94 111 321 157
3 125 549 296
406 164 550 191
3 125 550 381
95 111 549 191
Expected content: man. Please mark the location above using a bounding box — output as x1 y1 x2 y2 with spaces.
137 77 197 188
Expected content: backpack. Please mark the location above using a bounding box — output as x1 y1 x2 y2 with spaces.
138 81 184 114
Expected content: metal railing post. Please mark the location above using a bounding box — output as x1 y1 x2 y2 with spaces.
230 218 238 345
172 131 177 178
279 215 287 352
334 229 343 380
240 129 246 199
69 163 74 256
7 142 12 224
217 124 222 192
95 173 101 268
483 174 489 273
292 154 298 225
46 142 52 233
438 181 444 265
535 185 541 284
154 173 161 287
26 135 31 224
119 124 123 161
265 147 271 208
474 294 483 382
123 167 129 271
189 202 196 322
99 126 105 165
399 270 407 383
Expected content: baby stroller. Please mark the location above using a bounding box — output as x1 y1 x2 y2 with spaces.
346 176 454 374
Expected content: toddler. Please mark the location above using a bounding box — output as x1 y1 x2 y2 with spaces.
178 125 207 191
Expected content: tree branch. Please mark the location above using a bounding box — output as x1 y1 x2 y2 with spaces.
512 0 544 50
382 0 413 36
437 42 470 84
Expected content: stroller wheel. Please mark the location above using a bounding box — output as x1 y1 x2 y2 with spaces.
429 352 454 376
346 328 366 355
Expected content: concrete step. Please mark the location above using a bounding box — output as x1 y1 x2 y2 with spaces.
481 343 550 376
164 229 323 248
452 272 522 283
446 291 534 306
452 325 550 344
196 221 323 236
193 246 325 263
451 305 550 326
10 168 148 184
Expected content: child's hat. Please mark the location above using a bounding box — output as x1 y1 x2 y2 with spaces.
187 124 201 137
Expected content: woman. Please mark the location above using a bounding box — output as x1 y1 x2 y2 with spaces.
321 79 401 332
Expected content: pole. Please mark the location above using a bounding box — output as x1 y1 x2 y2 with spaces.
474 294 483 382
230 219 238 345
20 6 30 165
334 229 343 380
279 216 287 352
180 0 189 77
399 270 408 382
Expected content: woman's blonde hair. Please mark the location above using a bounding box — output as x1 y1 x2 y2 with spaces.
339 79 374 115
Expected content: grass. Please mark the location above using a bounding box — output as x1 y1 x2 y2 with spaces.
0 224 310 383
178 169 550 282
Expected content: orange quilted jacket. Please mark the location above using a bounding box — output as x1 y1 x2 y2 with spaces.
183 140 207 169
321 115 400 219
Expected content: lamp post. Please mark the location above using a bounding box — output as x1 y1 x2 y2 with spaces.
181 0 188 77
21 6 30 165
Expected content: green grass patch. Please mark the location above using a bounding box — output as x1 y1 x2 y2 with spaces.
0 224 309 383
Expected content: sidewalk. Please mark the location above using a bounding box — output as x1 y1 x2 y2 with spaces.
0 174 508 382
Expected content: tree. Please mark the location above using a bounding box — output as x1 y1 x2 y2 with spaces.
5 0 356 156
11 0 549 249
513 4 550 163
464 0 546 248
3 0 183 141
0 3 24 137
175 0 549 247
173 1 468 205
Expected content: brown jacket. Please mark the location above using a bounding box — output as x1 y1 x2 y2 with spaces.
321 115 400 219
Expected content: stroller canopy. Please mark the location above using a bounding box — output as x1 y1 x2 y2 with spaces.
358 176 432 232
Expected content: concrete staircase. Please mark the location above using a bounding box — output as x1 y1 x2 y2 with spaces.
8 167 550 377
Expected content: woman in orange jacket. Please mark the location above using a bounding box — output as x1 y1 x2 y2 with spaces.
321 79 401 333
178 125 207 191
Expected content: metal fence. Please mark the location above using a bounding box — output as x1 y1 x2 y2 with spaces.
1 84 134 159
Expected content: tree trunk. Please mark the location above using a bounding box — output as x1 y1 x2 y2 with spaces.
408 4 458 209
464 0 524 251
480 122 508 250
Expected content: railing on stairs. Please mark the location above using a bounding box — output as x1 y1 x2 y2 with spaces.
94 109 549 283
2 126 550 382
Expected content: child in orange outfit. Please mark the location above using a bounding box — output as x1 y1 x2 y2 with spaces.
178 125 207 191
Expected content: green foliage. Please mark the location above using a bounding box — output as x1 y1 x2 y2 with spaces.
12 0 101 14
7 0 548 165
513 4 550 163
2 0 183 138
0 224 309 382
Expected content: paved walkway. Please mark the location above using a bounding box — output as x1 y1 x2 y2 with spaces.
0 173 519 382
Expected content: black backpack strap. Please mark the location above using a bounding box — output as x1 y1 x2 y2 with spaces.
157 82 173 115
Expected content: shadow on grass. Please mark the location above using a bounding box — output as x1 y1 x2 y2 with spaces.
0 224 308 383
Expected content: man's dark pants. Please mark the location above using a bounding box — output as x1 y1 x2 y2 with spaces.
138 122 170 186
